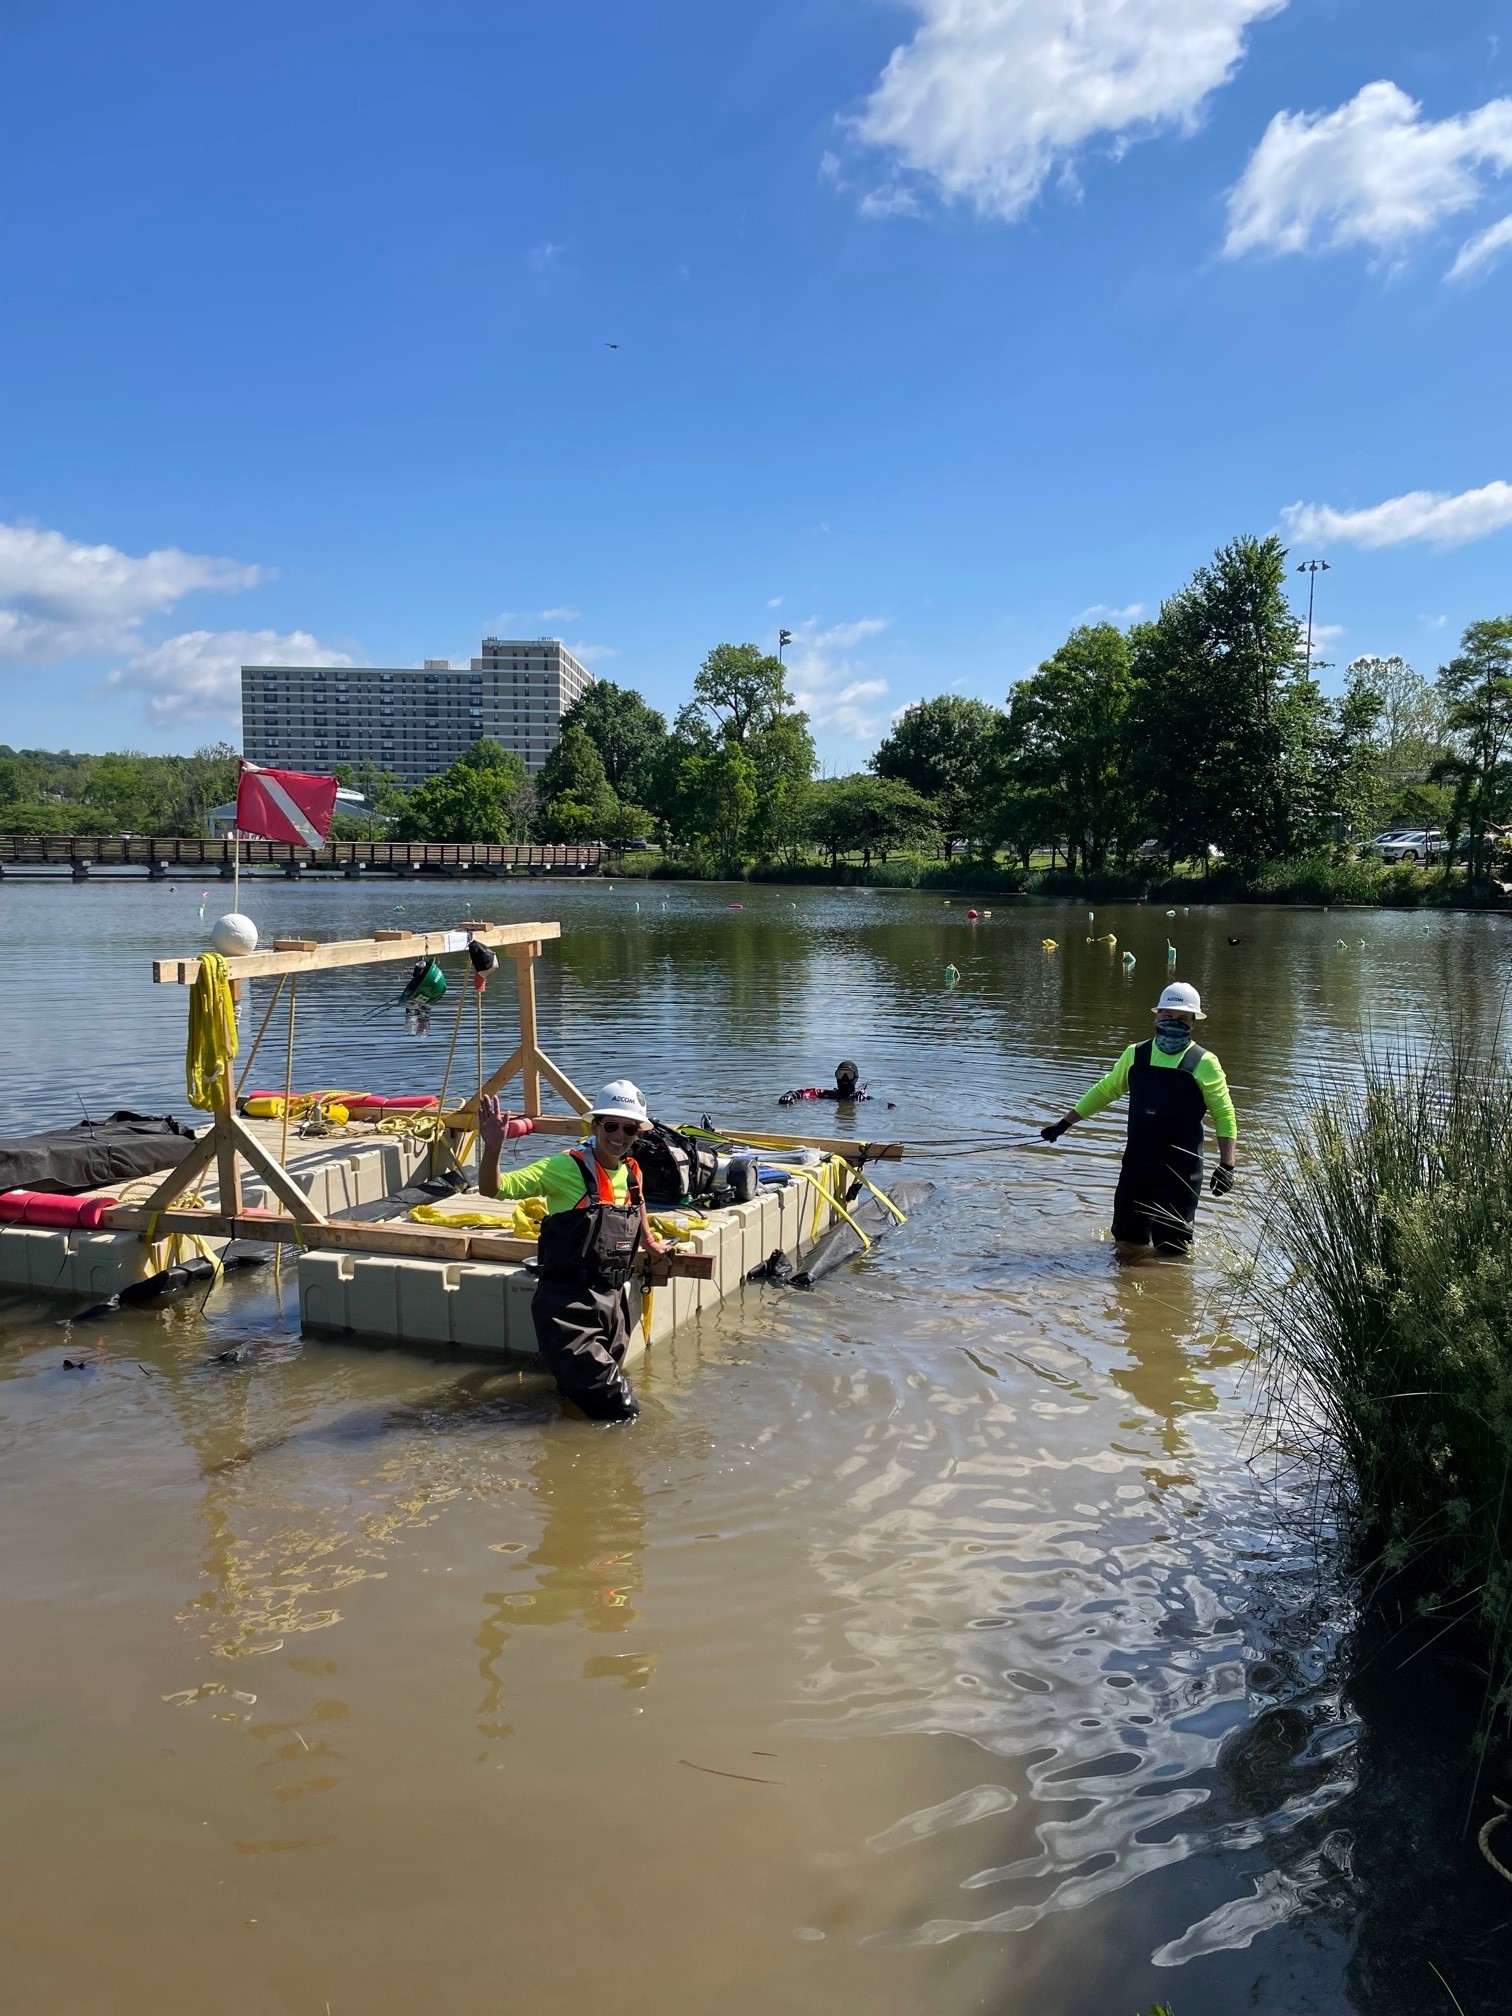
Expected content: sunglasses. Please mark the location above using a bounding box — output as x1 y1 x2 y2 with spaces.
596 1117 641 1137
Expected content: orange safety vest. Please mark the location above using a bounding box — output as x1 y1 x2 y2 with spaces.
567 1147 642 1207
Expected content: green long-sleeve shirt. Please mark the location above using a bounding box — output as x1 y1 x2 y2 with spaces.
491 1149 630 1213
1074 1041 1238 1139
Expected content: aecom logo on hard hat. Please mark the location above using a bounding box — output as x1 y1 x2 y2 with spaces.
1155 982 1206 1019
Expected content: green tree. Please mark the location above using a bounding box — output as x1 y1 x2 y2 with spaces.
395 741 533 843
1434 615 1512 885
805 773 938 867
673 741 758 869
334 760 409 830
533 725 619 842
998 624 1137 873
1128 535 1316 869
559 679 668 802
871 695 999 855
687 643 789 744
665 644 815 862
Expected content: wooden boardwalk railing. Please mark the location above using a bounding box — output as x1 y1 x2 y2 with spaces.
0 835 607 875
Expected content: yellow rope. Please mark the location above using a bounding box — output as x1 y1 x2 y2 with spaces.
185 952 239 1110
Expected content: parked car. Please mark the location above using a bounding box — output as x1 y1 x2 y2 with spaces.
1372 829 1449 863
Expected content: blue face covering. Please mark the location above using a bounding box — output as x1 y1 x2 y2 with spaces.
1154 1017 1192 1054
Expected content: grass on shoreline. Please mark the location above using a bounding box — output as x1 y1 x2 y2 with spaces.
608 848 1493 909
1243 1037 1512 1751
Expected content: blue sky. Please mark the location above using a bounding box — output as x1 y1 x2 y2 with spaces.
3 0 1510 770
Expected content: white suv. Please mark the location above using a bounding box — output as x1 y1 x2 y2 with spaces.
1373 829 1447 863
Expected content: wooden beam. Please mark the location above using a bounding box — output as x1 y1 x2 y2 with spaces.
441 1110 583 1137
153 919 561 985
96 1206 716 1276
537 1050 591 1114
513 943 541 1115
229 1115 327 1224
138 1131 218 1210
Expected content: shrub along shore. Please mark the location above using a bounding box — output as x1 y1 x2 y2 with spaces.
606 850 1500 909
1244 1038 1512 1768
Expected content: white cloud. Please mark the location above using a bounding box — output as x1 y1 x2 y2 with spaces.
787 617 893 739
1447 211 1512 280
569 641 620 666
539 606 580 621
1309 622 1346 643
102 629 353 726
1225 81 1512 260
1075 601 1146 625
530 241 563 271
1281 481 1512 550
0 521 260 664
766 596 784 609
848 0 1285 223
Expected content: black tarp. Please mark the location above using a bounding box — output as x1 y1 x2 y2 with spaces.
0 1111 198 1196
748 1178 934 1288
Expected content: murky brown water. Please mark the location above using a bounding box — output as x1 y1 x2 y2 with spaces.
2 879 1507 2015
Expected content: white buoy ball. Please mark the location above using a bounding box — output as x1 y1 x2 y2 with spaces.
210 912 259 956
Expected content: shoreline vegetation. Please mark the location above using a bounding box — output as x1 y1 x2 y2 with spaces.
1242 1038 1512 1788
3 538 1510 922
610 850 1502 909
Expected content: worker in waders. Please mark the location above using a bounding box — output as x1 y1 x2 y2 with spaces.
1040 982 1237 1255
478 1080 666 1421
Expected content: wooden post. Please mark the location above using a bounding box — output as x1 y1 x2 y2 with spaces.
514 943 541 1117
212 1076 242 1216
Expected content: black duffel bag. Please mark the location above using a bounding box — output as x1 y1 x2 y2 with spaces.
636 1122 720 1208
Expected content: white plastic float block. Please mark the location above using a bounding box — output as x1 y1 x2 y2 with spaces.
0 1224 158 1297
295 1176 838 1358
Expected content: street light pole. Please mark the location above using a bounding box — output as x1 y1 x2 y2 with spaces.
778 628 792 662
1296 559 1331 682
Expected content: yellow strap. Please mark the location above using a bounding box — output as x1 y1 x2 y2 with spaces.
641 1284 654 1346
784 1165 872 1249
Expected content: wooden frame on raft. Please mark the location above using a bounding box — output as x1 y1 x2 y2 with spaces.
103 920 656 1268
100 917 899 1277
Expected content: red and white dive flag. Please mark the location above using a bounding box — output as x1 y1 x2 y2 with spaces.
236 763 340 848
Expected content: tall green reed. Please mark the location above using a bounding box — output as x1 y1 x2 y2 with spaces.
1244 1035 1512 1744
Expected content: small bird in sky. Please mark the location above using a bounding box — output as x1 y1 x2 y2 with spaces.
604 341 619 349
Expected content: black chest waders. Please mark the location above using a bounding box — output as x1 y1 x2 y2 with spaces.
531 1150 644 1421
1111 1039 1210 1253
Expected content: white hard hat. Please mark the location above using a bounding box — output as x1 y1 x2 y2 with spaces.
589 1078 650 1123
1154 981 1206 1020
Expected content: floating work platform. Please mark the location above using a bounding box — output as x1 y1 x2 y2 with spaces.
3 918 906 1367
298 1163 841 1359
0 1122 430 1299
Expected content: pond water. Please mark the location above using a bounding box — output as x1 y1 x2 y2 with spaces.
1 877 1507 2016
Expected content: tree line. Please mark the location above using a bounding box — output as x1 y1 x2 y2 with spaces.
403 533 1509 884
6 534 1509 885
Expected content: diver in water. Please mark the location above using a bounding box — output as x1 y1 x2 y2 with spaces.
779 1060 869 1107
1039 982 1237 1256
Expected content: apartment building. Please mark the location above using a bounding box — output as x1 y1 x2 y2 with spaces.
240 638 594 785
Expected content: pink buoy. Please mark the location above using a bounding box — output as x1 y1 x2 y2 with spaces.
728 902 745 910
966 908 980 921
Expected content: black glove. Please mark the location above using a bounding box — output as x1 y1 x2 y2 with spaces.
1041 1119 1072 1143
1210 1164 1235 1196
